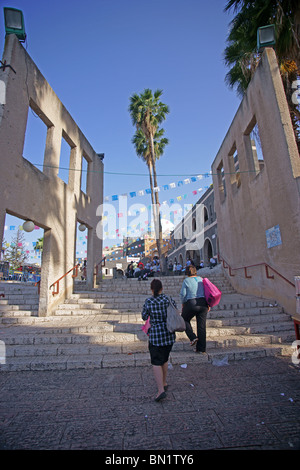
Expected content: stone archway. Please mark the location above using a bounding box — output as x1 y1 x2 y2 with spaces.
203 238 213 266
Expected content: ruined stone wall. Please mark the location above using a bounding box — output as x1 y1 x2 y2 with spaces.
211 48 300 315
0 35 103 315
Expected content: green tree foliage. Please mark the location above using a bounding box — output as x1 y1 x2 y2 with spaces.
224 0 300 150
3 229 28 271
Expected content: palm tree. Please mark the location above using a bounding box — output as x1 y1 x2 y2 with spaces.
132 127 169 207
224 0 300 150
129 89 169 271
34 237 43 253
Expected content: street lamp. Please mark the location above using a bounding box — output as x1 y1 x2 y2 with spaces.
257 25 276 53
3 7 26 42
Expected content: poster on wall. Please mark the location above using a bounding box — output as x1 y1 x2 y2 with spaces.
266 225 282 249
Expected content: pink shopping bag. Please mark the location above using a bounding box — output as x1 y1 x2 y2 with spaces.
141 316 150 335
203 278 222 307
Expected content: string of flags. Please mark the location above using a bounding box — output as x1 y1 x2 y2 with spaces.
101 174 212 238
3 225 89 261
3 174 213 255
104 173 212 202
103 238 173 262
2 238 42 259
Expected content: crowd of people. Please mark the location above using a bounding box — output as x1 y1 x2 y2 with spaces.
168 256 217 273
126 255 218 281
125 258 161 280
168 257 194 275
141 265 211 402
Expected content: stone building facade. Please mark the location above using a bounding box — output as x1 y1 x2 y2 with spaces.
166 186 217 269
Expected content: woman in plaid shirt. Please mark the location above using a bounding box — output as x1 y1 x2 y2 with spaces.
142 279 175 402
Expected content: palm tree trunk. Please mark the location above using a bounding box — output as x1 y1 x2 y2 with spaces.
149 133 166 273
147 161 155 207
147 160 160 248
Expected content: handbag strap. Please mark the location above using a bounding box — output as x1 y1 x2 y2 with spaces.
168 295 176 308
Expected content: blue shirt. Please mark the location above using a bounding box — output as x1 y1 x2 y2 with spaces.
180 276 205 303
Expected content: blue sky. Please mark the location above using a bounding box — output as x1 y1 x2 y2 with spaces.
1 0 242 258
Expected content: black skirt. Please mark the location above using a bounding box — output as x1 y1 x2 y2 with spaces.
149 343 173 366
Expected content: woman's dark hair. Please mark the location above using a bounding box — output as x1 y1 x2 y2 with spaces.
151 279 163 297
185 265 197 276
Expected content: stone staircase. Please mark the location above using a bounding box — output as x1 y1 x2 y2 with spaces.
0 268 296 371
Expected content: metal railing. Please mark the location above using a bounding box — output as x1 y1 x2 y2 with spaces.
218 254 295 288
94 256 106 276
49 257 106 296
35 280 40 294
50 264 80 296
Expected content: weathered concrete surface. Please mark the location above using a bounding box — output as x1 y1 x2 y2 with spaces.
0 356 299 451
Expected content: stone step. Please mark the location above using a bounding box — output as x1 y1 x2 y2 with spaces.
1 304 294 345
0 305 38 317
92 279 233 288
0 271 296 372
0 285 38 291
0 281 39 318
80 285 235 295
0 343 292 371
2 325 295 351
0 300 290 329
1 308 294 332
0 310 39 318
3 311 292 329
53 301 284 315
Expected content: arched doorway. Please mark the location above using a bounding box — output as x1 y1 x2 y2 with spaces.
203 238 213 266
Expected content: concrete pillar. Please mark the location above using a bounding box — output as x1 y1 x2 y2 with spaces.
43 125 62 179
0 209 6 252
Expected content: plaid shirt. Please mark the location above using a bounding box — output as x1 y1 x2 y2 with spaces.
142 294 176 346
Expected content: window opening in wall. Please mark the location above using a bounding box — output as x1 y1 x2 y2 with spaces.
192 217 196 232
23 102 49 172
233 148 239 171
58 133 71 184
250 122 264 169
244 117 265 176
75 221 88 271
204 207 208 223
228 143 241 188
2 212 44 280
217 161 226 202
81 155 89 194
